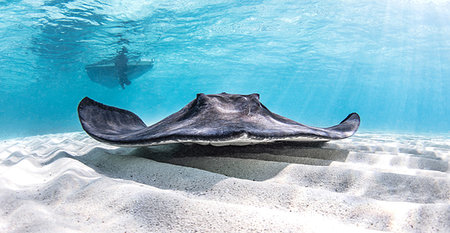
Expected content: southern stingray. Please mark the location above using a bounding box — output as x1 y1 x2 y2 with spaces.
78 93 360 147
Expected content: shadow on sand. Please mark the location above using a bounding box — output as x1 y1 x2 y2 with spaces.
128 141 350 181
68 141 350 188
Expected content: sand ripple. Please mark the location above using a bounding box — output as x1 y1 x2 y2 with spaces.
0 132 449 232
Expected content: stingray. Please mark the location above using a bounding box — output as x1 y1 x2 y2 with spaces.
78 93 360 147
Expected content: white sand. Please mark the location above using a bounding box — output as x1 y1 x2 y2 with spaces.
0 132 448 232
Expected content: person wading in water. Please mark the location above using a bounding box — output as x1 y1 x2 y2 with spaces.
115 46 131 89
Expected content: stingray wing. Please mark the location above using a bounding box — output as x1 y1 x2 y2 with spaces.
78 97 147 144
324 112 360 138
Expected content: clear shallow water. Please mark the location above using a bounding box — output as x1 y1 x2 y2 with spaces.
0 0 449 139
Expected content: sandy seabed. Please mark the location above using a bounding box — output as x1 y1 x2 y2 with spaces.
0 132 448 233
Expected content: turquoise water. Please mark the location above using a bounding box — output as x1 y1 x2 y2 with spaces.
0 0 449 139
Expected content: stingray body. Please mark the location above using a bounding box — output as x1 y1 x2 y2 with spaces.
78 93 360 147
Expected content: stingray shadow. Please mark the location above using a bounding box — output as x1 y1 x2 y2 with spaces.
70 142 349 192
129 141 350 181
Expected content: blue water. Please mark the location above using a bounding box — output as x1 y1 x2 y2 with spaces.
0 0 449 139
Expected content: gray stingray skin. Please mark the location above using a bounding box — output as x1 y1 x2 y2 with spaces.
78 93 360 146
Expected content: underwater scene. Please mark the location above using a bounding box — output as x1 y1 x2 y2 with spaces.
0 0 449 232
0 0 449 138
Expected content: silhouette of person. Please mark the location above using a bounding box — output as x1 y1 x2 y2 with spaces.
115 46 131 89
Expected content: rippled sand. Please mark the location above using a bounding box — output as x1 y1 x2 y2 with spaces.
0 132 448 232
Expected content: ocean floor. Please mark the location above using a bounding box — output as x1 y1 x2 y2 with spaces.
0 132 449 232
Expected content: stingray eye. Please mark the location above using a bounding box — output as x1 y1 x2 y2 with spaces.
250 93 260 100
196 93 206 99
196 93 209 102
195 93 209 105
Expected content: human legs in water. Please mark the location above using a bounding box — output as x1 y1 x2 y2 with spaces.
117 69 131 89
